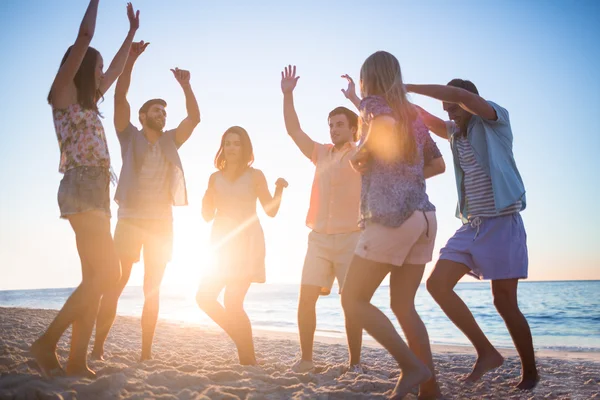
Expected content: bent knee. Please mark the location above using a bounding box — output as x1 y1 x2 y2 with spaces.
196 291 216 309
390 301 416 320
426 273 452 298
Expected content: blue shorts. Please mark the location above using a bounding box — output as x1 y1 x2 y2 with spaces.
439 213 528 280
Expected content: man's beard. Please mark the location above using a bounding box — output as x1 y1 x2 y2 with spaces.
146 117 165 131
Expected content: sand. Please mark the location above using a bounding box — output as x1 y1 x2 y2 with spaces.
0 307 598 399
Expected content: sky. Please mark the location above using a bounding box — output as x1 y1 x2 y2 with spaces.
0 0 599 291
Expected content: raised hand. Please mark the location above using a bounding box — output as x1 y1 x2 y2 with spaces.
130 40 149 59
126 2 140 32
281 65 300 94
171 67 191 87
275 178 289 188
341 74 357 99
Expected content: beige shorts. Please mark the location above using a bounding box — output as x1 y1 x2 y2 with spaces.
301 230 360 295
355 211 437 266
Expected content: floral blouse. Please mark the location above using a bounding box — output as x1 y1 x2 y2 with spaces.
53 103 110 173
358 95 441 228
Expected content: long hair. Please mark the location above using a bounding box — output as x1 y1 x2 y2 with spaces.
47 46 103 114
214 126 255 177
360 51 417 164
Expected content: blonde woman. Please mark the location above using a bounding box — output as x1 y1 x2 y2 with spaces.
340 51 445 399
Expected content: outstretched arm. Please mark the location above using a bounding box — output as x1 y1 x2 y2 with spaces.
99 2 139 95
172 68 201 146
281 65 315 159
341 74 361 110
406 84 497 121
414 105 448 140
114 40 149 133
49 0 99 107
253 170 288 218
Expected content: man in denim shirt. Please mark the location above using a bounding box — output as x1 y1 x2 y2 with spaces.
92 41 200 361
407 80 538 390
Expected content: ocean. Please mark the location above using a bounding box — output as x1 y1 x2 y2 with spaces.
1 281 598 352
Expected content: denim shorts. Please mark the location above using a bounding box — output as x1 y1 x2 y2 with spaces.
58 166 111 218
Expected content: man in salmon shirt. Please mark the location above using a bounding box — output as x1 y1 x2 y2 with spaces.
280 65 362 373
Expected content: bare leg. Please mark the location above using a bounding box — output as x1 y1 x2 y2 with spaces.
342 256 431 399
427 260 504 382
491 279 538 390
140 258 168 361
197 279 256 364
32 212 120 378
92 259 134 360
390 265 441 399
297 285 321 363
344 285 363 368
223 282 255 365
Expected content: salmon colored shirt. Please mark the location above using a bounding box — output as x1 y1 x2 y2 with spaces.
306 142 361 234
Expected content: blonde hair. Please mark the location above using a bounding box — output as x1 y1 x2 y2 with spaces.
360 51 417 164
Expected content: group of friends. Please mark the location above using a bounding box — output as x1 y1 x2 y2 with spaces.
30 1 539 398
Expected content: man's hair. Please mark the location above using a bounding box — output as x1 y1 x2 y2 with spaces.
139 98 167 114
328 106 359 142
447 79 479 95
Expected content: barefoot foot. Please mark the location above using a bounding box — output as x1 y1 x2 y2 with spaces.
389 364 432 400
516 370 539 390
90 349 105 361
462 350 504 382
30 339 64 378
66 364 97 379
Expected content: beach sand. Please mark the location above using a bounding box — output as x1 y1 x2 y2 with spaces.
0 307 598 399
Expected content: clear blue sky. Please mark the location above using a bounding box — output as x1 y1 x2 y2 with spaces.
0 0 598 290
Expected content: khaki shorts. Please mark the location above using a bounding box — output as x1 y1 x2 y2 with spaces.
114 218 173 266
301 231 360 295
355 211 437 266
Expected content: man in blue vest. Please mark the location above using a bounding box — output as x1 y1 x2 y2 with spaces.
407 80 538 390
92 41 200 361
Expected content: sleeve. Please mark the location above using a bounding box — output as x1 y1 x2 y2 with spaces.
423 133 443 164
359 95 394 124
311 142 328 166
116 122 137 147
484 101 509 125
164 129 183 149
445 120 460 140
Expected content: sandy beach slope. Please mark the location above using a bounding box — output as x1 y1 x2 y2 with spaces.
0 307 598 399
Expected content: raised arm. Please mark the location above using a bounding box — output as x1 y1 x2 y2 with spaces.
98 2 139 95
201 173 218 223
414 105 449 140
406 84 497 121
49 0 99 107
253 170 288 218
281 65 315 159
172 68 201 146
341 74 361 110
114 40 149 133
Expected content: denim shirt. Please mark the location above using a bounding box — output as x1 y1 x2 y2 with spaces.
114 123 188 208
448 101 526 222
359 96 441 228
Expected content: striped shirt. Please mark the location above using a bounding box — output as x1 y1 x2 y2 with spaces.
455 136 521 219
119 141 172 219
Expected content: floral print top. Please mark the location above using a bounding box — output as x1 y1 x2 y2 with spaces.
53 103 110 173
358 95 441 228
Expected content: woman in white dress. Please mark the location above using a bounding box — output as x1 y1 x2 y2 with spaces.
197 126 288 365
